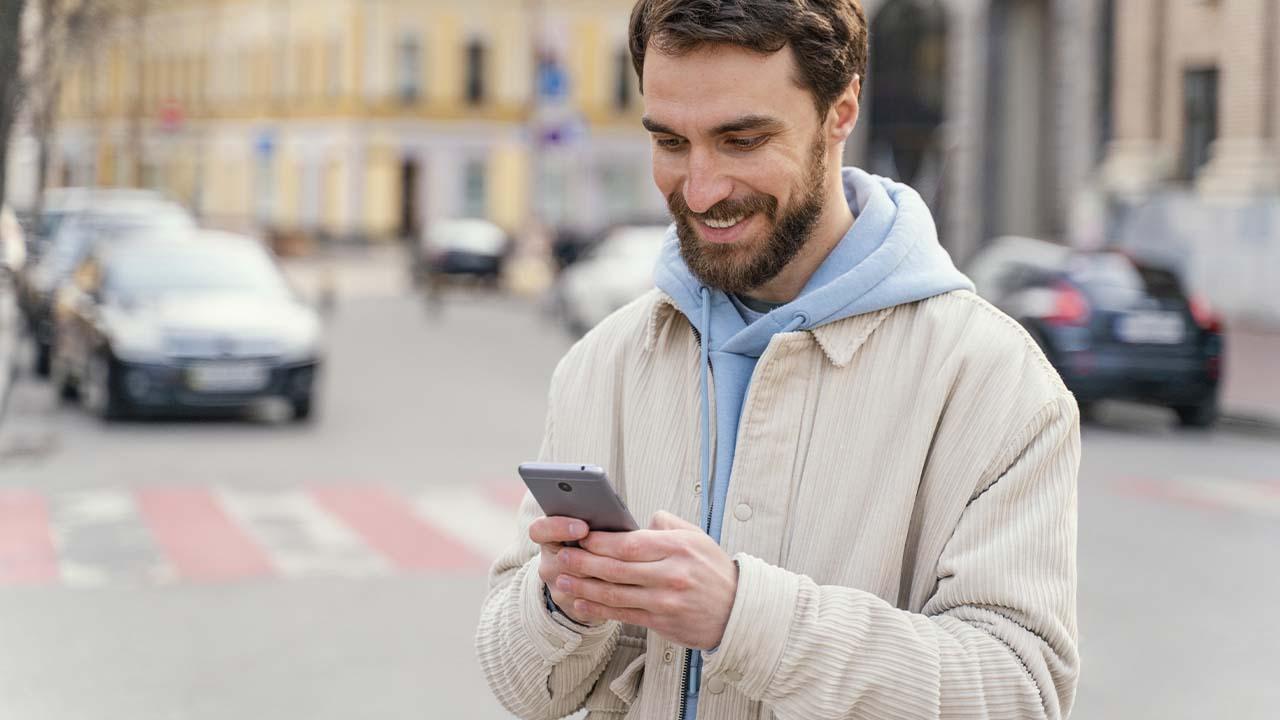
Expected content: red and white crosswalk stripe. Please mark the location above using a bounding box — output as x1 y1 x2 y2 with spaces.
0 482 530 589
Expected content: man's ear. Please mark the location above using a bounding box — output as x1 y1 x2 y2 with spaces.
828 74 861 142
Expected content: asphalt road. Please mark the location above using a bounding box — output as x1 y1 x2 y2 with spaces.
0 252 1276 719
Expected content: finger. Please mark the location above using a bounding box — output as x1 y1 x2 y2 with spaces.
556 547 663 586
580 529 680 562
572 598 653 627
556 574 657 611
529 516 590 545
649 510 700 531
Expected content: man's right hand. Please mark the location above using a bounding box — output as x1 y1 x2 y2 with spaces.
529 516 595 626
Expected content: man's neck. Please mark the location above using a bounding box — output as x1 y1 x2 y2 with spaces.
748 170 854 304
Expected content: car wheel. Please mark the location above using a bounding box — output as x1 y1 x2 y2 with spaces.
82 352 128 421
291 396 313 422
1174 399 1218 429
33 339 51 377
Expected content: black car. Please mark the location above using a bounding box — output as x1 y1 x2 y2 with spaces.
970 238 1223 427
18 199 194 375
50 232 323 421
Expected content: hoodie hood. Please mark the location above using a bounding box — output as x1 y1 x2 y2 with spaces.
655 166 974 358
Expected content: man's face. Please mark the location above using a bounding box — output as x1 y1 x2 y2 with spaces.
642 42 830 294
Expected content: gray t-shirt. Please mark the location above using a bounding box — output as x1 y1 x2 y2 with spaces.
729 293 786 324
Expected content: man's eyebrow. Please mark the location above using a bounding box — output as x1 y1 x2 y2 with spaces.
641 116 680 135
641 114 785 136
711 114 785 135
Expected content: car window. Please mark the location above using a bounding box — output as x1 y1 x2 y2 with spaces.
104 242 290 299
1069 252 1185 306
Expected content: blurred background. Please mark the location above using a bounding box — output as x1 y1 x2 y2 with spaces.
0 1 1276 718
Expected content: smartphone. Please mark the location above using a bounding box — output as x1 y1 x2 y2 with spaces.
518 462 640 537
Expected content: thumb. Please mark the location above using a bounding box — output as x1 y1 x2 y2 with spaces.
649 510 699 531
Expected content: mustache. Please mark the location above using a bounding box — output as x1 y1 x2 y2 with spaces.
666 191 777 224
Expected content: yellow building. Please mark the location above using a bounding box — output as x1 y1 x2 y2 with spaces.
51 0 664 243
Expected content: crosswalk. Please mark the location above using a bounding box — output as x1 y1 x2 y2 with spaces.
0 483 528 589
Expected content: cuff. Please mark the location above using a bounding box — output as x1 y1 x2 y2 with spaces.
518 555 619 663
701 553 801 699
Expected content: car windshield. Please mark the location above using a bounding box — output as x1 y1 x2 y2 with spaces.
429 221 506 254
104 241 290 299
42 208 193 277
1068 252 1185 307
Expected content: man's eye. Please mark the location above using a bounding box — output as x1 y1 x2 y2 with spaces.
654 137 684 150
728 136 766 150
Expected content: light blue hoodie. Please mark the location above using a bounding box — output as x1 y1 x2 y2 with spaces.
656 167 974 719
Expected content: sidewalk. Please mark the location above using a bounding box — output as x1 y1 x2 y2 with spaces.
1221 325 1280 425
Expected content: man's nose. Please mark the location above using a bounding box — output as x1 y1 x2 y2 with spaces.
682 148 733 214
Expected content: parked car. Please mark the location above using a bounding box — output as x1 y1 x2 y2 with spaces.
50 231 322 421
18 194 194 375
1 205 27 278
413 218 511 285
969 236 1224 427
556 224 668 336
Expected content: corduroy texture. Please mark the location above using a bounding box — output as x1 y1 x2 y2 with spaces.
476 288 1080 720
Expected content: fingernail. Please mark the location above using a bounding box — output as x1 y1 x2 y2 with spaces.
558 549 569 563
569 521 586 536
556 576 571 591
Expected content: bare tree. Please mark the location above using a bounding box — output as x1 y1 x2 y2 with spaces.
0 0 27 209
22 0 116 215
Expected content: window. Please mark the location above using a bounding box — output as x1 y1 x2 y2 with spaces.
1182 67 1218 181
396 35 422 104
465 39 487 105
614 48 633 111
462 159 487 218
326 39 342 98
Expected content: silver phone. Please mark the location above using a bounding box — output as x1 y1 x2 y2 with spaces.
518 462 640 534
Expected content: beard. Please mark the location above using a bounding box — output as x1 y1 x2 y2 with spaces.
667 133 829 295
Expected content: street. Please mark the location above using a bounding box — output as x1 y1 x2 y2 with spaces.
0 249 1277 719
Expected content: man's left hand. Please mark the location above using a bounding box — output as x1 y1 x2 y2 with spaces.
552 510 738 650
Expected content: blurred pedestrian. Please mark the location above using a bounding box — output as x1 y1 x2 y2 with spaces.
477 1 1079 718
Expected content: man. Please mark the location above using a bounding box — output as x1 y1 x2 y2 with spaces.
477 1 1080 718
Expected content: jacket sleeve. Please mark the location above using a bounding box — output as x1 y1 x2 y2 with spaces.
474 392 622 719
702 394 1080 719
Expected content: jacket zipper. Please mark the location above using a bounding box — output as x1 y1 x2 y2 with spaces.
679 326 715 720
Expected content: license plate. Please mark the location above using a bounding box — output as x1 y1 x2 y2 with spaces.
187 362 269 392
1115 311 1186 344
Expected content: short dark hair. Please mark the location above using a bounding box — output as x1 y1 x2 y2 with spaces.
628 0 868 115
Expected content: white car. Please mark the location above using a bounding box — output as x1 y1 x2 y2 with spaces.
557 225 668 335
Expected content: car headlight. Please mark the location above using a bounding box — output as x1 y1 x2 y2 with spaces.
278 310 323 363
106 316 167 362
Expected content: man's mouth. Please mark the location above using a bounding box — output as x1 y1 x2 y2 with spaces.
701 214 747 229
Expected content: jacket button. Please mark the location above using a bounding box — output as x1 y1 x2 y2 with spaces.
662 648 674 664
707 677 726 694
734 503 752 521
694 482 702 495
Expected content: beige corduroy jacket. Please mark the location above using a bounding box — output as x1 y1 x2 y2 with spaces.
476 288 1080 720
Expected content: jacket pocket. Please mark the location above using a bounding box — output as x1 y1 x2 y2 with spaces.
583 634 645 715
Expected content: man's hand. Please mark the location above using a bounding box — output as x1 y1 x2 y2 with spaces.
553 511 738 650
529 516 596 626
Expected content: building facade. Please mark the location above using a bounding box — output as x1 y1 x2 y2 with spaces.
30 0 664 243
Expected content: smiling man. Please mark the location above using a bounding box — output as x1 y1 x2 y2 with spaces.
477 1 1080 719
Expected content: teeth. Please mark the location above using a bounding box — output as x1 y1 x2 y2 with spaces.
703 215 745 229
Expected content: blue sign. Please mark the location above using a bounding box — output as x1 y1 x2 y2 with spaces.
538 61 569 101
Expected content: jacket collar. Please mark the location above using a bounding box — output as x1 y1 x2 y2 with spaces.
645 292 896 368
